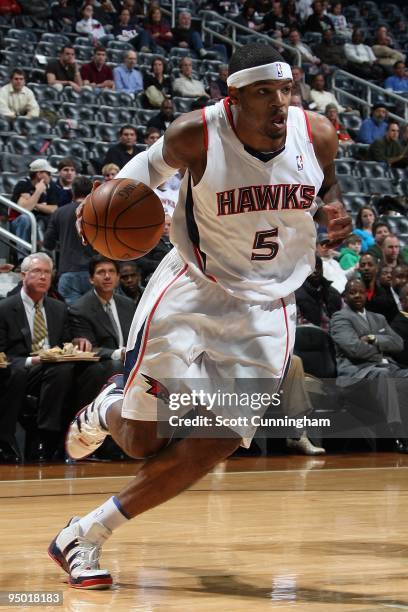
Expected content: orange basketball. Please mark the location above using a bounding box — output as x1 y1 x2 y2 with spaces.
82 178 165 260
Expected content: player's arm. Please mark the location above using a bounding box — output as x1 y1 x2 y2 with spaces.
308 111 352 247
116 109 206 187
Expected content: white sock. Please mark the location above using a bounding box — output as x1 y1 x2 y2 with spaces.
79 496 130 534
99 393 123 430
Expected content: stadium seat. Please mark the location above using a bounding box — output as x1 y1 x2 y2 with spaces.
4 39 36 55
92 141 111 160
74 45 94 62
94 123 120 143
40 33 70 46
6 135 44 155
294 325 337 379
1 153 36 173
337 175 364 194
7 28 37 43
62 86 99 105
14 116 53 138
356 161 390 179
27 83 60 104
339 113 362 140
362 178 395 195
0 116 12 135
98 90 134 107
334 159 355 175
49 139 89 161
35 41 59 57
55 119 94 140
106 40 133 51
61 103 96 122
98 106 134 125
342 194 371 213
134 109 157 125
2 172 22 195
172 97 194 113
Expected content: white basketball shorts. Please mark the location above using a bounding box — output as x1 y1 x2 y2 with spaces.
122 248 296 447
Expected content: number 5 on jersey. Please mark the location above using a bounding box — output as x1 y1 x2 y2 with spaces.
251 228 279 261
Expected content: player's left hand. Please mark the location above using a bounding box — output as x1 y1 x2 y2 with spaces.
321 201 353 248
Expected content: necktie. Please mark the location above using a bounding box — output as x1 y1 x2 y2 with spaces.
32 302 47 352
105 301 120 346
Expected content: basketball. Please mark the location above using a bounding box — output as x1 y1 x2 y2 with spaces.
82 178 165 260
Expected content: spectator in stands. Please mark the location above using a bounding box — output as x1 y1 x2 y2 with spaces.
92 0 118 27
144 126 160 147
353 205 376 252
261 1 292 37
144 6 173 51
295 255 342 330
172 10 228 61
313 28 348 70
51 0 76 32
113 50 144 94
233 0 261 30
384 61 408 94
310 73 344 113
0 252 91 461
143 57 173 106
391 284 408 366
0 69 39 120
327 1 351 39
102 163 119 181
54 157 77 208
357 104 388 145
339 234 362 272
43 176 96 305
381 234 403 270
344 29 384 81
137 215 173 284
378 263 400 314
287 29 323 71
155 180 180 217
392 265 408 303
68 255 136 400
304 0 334 33
289 94 304 108
359 253 398 322
117 261 144 305
80 46 114 90
209 64 228 100
291 65 311 106
75 4 113 45
400 124 408 148
173 57 208 98
325 103 353 145
46 46 83 93
367 221 391 260
103 124 138 168
10 159 59 247
316 233 349 293
368 122 408 168
373 27 406 76
330 278 408 453
147 98 175 133
113 8 138 42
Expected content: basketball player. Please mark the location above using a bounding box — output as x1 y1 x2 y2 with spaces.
49 44 352 589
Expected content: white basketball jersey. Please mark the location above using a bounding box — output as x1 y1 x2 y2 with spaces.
171 99 324 302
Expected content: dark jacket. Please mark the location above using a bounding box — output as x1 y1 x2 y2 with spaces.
391 311 408 366
103 143 138 168
295 278 342 327
365 283 399 323
137 237 173 283
0 293 71 369
68 291 135 359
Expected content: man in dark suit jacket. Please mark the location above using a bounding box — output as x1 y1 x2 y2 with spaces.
0 253 91 462
69 255 136 407
391 284 408 366
330 279 408 452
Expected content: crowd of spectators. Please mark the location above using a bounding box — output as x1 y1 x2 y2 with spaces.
0 0 408 462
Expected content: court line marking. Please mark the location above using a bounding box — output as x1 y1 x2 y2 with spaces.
1 464 407 484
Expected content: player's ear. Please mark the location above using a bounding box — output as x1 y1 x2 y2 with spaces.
228 86 239 105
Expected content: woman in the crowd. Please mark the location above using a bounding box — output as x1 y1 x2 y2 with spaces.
143 6 173 51
353 205 377 252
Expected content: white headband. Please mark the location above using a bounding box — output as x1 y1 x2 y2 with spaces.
227 62 293 88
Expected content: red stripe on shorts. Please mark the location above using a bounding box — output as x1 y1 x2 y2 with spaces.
124 264 188 395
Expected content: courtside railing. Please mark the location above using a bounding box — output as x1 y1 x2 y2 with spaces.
0 195 37 255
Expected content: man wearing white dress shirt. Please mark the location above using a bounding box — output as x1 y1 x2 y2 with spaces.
0 69 39 120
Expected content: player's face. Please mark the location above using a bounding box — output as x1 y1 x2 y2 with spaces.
345 281 366 311
233 79 293 140
91 263 119 295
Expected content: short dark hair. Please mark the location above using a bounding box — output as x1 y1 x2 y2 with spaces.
10 68 25 79
229 43 285 77
394 60 405 69
119 124 137 136
89 255 120 277
151 56 166 72
372 220 390 236
57 157 77 171
60 45 75 55
94 46 106 55
72 176 92 200
119 261 140 272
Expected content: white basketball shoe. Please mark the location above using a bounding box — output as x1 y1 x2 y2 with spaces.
48 516 112 589
66 374 124 460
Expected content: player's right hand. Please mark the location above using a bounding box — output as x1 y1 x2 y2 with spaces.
76 180 101 245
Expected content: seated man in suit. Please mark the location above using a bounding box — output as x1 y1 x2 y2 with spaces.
69 255 136 408
0 252 91 462
330 279 408 452
391 283 408 367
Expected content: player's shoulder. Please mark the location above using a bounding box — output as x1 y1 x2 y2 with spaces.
163 109 206 167
306 110 338 166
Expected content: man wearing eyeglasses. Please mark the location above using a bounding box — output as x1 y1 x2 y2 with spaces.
0 252 91 463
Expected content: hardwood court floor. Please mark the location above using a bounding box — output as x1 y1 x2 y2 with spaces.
1 453 408 611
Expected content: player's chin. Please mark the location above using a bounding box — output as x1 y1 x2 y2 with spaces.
265 122 286 139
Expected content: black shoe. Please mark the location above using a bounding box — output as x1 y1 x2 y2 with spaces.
34 431 61 462
394 438 408 453
0 440 21 464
